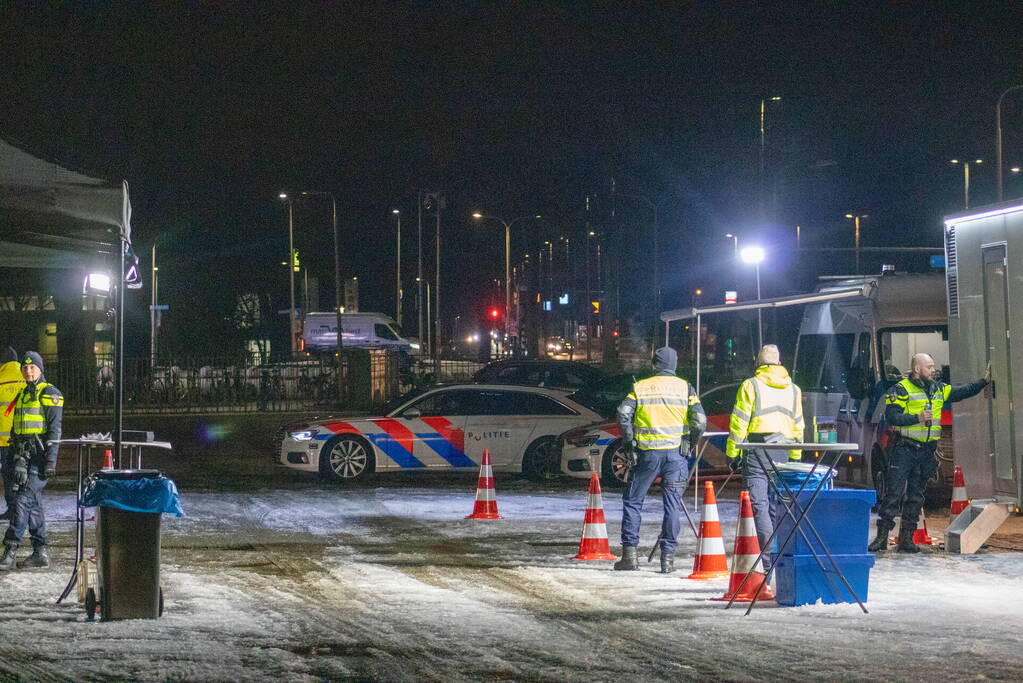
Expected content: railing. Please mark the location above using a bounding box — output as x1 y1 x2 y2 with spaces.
45 350 402 415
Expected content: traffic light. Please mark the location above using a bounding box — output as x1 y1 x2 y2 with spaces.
489 307 501 320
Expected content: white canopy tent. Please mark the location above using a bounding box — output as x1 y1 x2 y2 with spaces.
0 136 136 458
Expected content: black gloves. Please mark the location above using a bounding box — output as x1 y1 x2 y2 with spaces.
728 456 743 474
41 465 56 481
12 457 28 487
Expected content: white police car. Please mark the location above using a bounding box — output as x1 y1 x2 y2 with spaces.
279 384 603 483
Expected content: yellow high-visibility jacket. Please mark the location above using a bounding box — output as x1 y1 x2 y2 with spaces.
726 364 804 461
0 360 25 448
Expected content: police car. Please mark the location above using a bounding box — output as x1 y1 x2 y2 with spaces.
558 381 740 487
279 384 604 483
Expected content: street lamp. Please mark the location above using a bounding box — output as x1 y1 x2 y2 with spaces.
472 212 540 354
950 159 983 209
392 208 401 326
996 85 1023 201
724 233 739 255
278 192 298 356
740 245 766 348
843 213 869 274
759 96 782 217
617 192 662 313
300 191 342 365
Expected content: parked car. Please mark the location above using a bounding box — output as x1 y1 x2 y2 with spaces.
278 383 604 483
558 381 741 487
471 359 604 392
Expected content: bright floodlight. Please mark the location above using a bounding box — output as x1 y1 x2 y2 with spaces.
741 246 765 264
84 272 112 296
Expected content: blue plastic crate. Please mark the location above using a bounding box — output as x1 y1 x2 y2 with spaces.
773 487 876 556
774 553 875 607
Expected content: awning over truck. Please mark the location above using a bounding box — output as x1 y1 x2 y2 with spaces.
659 284 872 322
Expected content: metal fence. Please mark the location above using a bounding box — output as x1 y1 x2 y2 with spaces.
46 350 409 415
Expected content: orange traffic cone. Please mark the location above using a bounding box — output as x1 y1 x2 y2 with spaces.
573 474 617 561
101 449 114 471
889 508 934 546
950 466 969 516
713 491 774 601
687 481 730 580
466 449 502 520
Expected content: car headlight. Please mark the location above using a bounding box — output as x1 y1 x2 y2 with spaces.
290 430 315 441
410 343 421 350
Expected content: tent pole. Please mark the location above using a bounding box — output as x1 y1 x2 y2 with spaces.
113 237 124 467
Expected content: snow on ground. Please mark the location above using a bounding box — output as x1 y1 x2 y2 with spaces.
1 483 1022 681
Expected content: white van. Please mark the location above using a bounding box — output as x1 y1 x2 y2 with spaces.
301 312 419 356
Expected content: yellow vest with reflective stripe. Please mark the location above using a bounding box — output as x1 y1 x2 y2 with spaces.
0 361 25 447
12 382 57 437
746 377 801 434
630 375 692 450
888 378 949 443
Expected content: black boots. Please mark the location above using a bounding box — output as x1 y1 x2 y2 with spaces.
896 526 920 554
614 546 639 571
0 545 16 571
868 523 893 553
20 547 50 568
659 550 675 574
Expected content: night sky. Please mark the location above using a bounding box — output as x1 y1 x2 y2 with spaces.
1 4 1020 353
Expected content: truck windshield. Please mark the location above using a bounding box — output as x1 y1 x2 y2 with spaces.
374 324 400 341
794 333 855 393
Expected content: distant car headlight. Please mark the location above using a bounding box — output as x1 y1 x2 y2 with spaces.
290 430 315 441
410 343 421 351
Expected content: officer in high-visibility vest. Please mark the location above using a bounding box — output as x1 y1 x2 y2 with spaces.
726 344 804 571
614 347 705 573
0 352 63 571
0 348 25 520
869 352 989 553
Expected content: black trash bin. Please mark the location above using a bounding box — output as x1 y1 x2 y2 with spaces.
85 469 181 620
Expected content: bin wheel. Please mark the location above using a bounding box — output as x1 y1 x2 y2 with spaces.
159 587 164 617
85 588 98 621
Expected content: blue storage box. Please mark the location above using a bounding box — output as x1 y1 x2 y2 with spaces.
774 553 875 607
774 488 876 556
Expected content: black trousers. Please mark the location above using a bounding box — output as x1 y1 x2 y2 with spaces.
876 439 938 531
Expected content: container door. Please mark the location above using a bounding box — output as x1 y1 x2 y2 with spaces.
982 244 1017 497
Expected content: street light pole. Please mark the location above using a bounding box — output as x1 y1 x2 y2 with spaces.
617 192 661 314
740 245 766 349
279 193 297 356
950 159 982 209
759 96 782 218
844 214 868 274
997 85 1023 202
392 208 401 326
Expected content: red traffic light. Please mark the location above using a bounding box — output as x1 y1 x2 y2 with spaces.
489 307 501 319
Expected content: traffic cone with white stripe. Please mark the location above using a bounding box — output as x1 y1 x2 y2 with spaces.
890 508 934 546
466 449 503 520
573 473 617 561
950 465 969 516
713 490 773 601
687 481 730 580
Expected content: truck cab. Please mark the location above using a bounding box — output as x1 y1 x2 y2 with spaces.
793 273 951 494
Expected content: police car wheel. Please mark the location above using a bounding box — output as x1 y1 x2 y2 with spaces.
601 440 631 489
319 435 374 483
522 436 560 482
